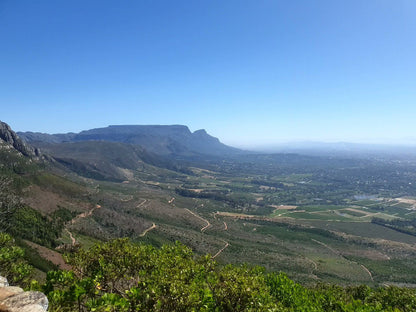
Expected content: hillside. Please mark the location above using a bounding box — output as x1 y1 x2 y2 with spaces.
4 119 416 293
34 140 190 181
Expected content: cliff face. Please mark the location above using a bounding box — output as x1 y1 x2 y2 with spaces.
0 121 38 157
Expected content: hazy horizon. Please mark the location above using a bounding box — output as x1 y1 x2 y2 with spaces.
1 1 415 147
10 121 416 151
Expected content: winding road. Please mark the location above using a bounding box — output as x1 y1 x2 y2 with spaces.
65 229 76 246
185 208 212 232
139 223 157 237
212 241 230 259
312 238 374 281
185 208 230 258
65 204 101 246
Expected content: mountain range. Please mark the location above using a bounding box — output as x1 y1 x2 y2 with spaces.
18 125 242 157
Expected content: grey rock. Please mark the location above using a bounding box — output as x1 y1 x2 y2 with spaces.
0 121 35 157
1 291 48 311
10 303 46 312
3 287 23 294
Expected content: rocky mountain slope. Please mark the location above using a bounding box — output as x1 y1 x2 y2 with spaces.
0 121 39 157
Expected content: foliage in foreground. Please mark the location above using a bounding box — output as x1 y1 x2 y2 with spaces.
30 238 416 312
2 231 416 311
0 172 66 248
0 232 33 286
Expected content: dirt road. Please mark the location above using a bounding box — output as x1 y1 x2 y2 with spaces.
137 199 148 208
185 208 211 232
66 229 76 245
312 238 373 281
66 204 101 245
139 223 157 237
212 241 229 259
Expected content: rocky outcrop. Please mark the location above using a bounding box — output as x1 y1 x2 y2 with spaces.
0 276 48 312
0 121 39 157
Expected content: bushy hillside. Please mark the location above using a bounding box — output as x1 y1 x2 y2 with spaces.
3 232 416 312
1 235 414 311
35 141 190 181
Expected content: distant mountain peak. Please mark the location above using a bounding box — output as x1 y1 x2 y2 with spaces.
0 121 38 157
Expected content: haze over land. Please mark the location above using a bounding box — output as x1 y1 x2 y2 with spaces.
4 118 416 291
1 1 415 148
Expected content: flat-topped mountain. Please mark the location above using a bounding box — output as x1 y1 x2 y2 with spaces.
18 125 242 157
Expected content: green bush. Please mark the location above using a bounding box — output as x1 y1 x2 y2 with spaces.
40 238 416 312
0 232 33 286
9 205 61 248
43 239 278 311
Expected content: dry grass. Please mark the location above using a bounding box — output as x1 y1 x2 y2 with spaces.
22 185 90 214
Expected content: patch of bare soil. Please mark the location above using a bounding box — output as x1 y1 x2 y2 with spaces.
188 189 204 193
271 204 298 210
118 167 135 180
23 185 90 214
255 196 264 202
22 185 66 214
395 197 416 206
24 240 71 270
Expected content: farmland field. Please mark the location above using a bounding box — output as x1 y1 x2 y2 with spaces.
49 153 416 286
5 137 416 286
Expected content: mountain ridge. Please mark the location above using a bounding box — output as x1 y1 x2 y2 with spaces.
18 124 242 157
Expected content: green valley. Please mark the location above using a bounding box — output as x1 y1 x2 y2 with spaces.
3 121 416 310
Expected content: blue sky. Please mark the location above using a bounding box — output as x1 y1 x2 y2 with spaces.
1 0 415 147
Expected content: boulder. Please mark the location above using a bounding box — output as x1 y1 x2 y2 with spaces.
0 277 48 312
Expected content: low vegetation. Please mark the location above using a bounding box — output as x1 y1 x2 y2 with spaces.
0 232 33 286
4 124 416 310
3 231 416 311
24 237 416 311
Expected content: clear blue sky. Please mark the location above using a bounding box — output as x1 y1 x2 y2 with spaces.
1 0 415 148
